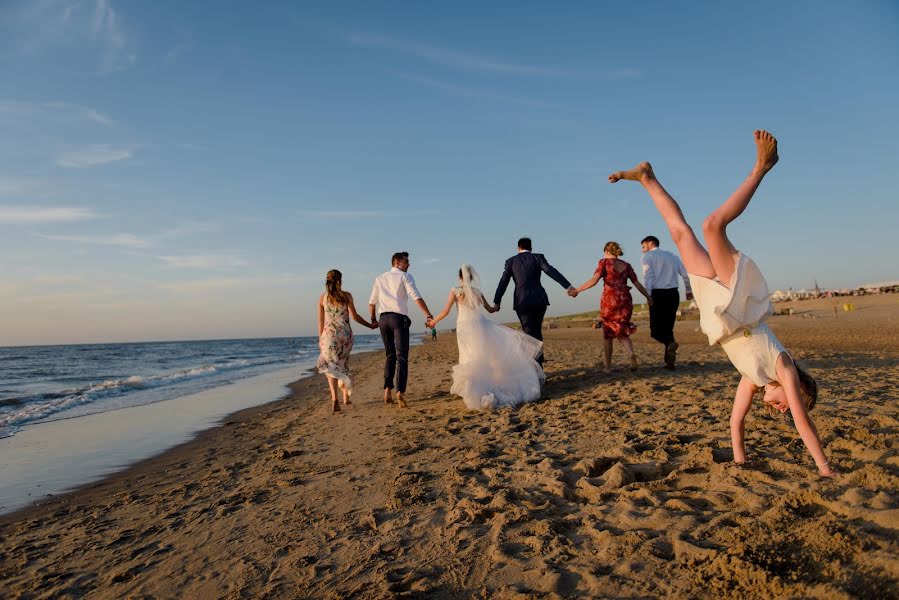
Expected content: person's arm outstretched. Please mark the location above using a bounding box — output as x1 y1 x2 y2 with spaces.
430 291 457 326
403 272 435 325
776 355 834 476
347 293 378 329
480 293 499 313
729 377 757 464
538 254 577 297
627 264 653 305
494 258 513 308
368 280 380 327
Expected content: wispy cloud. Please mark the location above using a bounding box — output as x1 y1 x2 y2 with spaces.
394 72 560 108
56 144 132 168
344 31 639 80
5 0 136 73
35 232 150 248
91 0 136 73
0 205 98 224
298 209 438 218
156 253 247 269
0 100 114 126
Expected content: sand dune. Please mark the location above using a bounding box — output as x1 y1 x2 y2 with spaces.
1 294 897 598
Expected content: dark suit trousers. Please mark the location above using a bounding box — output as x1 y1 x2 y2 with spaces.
516 305 547 364
379 312 410 392
649 288 680 347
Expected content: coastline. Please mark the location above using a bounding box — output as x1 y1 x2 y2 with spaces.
1 296 897 598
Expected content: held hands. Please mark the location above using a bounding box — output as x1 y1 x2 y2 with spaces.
370 317 379 330
567 287 579 298
425 317 436 329
686 292 694 301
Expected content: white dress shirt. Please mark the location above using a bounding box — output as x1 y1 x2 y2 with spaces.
369 267 423 316
641 248 692 295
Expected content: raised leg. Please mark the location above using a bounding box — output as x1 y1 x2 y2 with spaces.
609 163 715 278
701 130 779 285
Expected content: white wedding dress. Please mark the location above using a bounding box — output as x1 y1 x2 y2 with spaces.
450 265 545 410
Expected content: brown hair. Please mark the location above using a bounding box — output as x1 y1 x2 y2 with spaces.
796 365 818 411
325 269 350 306
604 241 623 257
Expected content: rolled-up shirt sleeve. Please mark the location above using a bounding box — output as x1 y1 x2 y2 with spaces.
403 273 423 302
677 259 692 294
369 279 380 306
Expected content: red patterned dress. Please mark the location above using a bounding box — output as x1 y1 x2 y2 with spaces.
596 258 638 340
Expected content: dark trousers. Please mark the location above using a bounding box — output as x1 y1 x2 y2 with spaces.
379 312 410 392
649 288 680 347
516 304 547 364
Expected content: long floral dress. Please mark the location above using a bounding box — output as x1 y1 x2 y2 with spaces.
596 258 638 340
317 296 354 393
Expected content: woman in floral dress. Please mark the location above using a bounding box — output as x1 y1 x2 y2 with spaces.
317 270 378 412
575 242 652 372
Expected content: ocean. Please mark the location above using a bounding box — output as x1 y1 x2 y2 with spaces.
0 335 386 440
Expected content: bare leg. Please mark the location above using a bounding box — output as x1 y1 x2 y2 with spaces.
340 382 351 405
602 338 613 373
619 336 637 371
326 376 341 412
701 130 779 285
609 162 716 278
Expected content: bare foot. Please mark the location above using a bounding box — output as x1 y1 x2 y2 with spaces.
753 129 778 176
332 401 341 413
629 354 638 372
384 389 395 404
396 392 408 408
608 161 654 184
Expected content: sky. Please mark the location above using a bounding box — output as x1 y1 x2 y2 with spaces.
1 1 897 346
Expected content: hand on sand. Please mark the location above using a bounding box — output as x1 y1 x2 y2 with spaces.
567 287 578 298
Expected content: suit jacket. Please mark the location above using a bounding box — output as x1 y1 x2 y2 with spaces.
494 252 572 310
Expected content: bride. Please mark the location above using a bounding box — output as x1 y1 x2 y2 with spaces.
429 264 545 410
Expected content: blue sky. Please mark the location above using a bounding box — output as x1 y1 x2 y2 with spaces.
1 1 897 345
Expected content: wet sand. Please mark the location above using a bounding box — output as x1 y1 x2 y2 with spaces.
1 294 897 598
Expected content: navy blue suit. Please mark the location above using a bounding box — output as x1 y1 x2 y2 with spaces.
493 252 572 363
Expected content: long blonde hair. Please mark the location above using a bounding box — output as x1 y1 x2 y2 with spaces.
325 270 350 306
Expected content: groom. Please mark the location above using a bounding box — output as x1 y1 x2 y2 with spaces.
494 237 578 365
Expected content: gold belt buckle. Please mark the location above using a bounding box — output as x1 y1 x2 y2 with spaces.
743 329 752 338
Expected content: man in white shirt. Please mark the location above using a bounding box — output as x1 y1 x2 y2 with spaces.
369 251 435 408
641 235 693 369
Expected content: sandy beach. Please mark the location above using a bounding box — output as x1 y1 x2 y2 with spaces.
1 294 897 598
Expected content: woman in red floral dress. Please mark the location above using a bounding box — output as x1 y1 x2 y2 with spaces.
575 241 652 372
